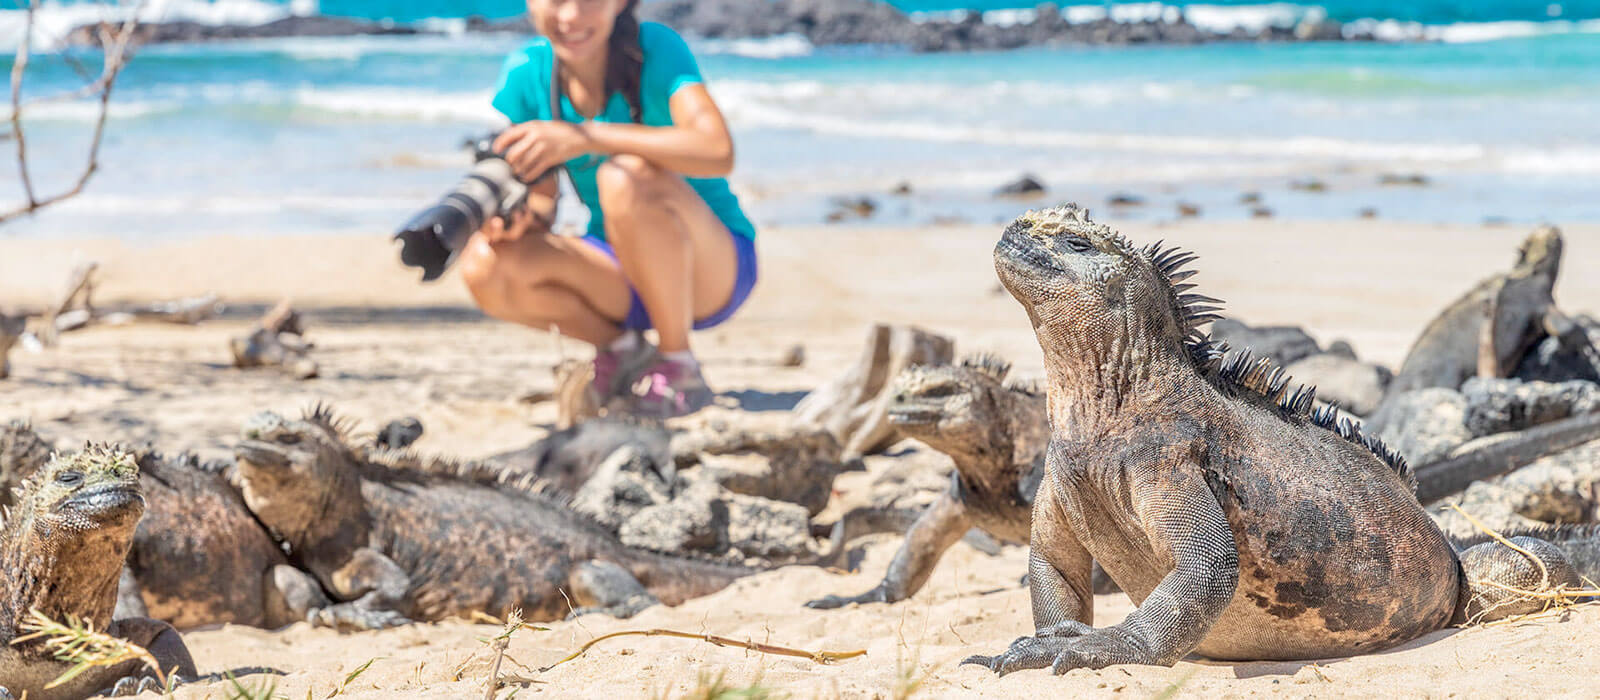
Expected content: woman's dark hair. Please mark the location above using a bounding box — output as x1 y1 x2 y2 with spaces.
607 0 645 122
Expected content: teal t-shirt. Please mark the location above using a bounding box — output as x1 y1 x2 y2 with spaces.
490 22 755 242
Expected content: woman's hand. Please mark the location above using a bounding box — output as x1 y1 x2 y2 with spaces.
494 121 594 182
479 204 537 244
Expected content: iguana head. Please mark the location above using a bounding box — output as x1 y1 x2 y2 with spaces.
4 444 144 538
2 420 54 509
1514 225 1562 278
887 354 1046 475
994 205 1218 356
1 445 144 634
889 355 1013 450
235 406 364 548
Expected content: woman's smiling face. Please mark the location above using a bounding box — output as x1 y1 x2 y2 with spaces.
527 0 627 65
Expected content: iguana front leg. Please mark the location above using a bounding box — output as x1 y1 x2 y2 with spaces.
967 466 1239 675
309 547 413 630
806 478 972 609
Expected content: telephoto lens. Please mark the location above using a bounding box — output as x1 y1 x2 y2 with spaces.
394 136 530 282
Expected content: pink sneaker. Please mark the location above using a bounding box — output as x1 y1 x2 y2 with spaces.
629 356 715 418
590 333 657 405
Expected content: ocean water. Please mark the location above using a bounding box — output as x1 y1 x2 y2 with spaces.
1 0 1598 239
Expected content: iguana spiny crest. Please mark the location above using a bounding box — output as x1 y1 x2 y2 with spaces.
997 204 1408 484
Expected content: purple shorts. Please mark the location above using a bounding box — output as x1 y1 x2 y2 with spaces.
580 228 758 331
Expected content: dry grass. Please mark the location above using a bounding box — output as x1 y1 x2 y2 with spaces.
10 608 174 695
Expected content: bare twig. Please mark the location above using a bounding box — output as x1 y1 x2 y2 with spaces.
538 628 867 673
2 0 146 225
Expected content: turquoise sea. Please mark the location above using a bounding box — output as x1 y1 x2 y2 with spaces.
2 0 1599 238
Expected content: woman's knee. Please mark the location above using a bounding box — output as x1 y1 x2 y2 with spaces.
596 154 669 206
457 234 506 297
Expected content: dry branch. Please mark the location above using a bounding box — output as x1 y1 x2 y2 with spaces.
792 323 954 457
538 628 867 673
2 0 145 225
230 299 318 379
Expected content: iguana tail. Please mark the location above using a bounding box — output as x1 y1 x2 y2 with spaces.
1451 523 1600 623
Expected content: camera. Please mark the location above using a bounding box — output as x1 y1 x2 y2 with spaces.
393 134 533 282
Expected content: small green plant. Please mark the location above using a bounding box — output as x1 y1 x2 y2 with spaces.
10 608 172 693
679 668 784 700
325 656 381 697
223 670 287 700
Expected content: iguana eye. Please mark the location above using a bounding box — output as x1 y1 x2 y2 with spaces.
1063 236 1094 253
56 470 83 486
275 434 301 445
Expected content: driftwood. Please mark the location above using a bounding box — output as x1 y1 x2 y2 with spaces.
39 261 97 346
0 312 24 379
553 358 600 429
229 300 317 379
28 263 219 343
791 323 955 457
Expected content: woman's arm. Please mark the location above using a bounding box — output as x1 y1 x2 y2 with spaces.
492 84 735 181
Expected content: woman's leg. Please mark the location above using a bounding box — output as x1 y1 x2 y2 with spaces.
595 154 738 354
457 229 634 347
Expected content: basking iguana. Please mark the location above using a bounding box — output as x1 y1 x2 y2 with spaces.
1 446 197 699
232 406 766 628
1369 226 1566 433
807 354 1046 608
964 205 1600 675
123 449 329 630
2 422 329 631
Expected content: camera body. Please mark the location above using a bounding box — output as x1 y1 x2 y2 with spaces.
394 134 532 282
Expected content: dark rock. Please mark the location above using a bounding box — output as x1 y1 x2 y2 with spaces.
66 15 427 46
1176 202 1201 218
1358 207 1379 219
825 195 876 223
1107 193 1145 207
1326 340 1359 360
375 417 424 450
1379 173 1429 187
1238 191 1262 204
890 181 913 196
1461 377 1600 438
995 174 1047 198
779 344 806 368
1209 319 1323 367
1285 353 1392 416
1367 388 1473 467
1289 179 1328 193
569 446 674 532
1512 317 1600 383
1250 206 1275 219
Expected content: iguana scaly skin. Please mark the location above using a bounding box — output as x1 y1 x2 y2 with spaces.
233 407 762 629
123 449 329 630
964 205 1600 675
1 423 328 631
806 354 1046 608
1 446 197 699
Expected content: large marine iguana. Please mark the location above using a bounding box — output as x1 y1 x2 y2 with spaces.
232 406 765 629
806 354 1048 609
1 446 197 699
963 205 1600 675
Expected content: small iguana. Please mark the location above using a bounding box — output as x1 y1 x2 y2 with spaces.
964 205 1600 675
1369 226 1565 433
806 354 1047 608
232 406 768 628
1 446 197 699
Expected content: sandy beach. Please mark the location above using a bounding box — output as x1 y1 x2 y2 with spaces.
3 218 1599 697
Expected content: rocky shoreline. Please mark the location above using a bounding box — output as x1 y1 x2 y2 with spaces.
68 0 1384 51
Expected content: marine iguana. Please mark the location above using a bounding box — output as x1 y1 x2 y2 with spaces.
2 422 329 631
122 449 329 630
232 406 763 629
806 354 1047 609
1368 226 1566 433
1 446 197 699
963 205 1600 675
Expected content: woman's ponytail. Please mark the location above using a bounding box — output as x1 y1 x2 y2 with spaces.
607 0 645 123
